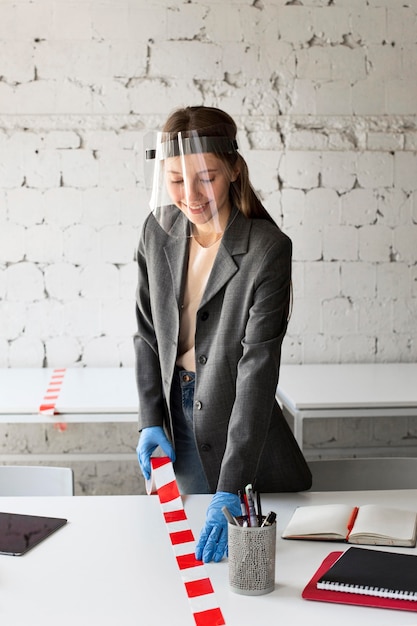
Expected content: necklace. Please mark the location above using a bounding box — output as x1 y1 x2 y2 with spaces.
193 232 223 248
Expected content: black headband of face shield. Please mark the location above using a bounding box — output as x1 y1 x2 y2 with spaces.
145 136 238 161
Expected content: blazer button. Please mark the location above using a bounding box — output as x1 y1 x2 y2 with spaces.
194 400 202 410
200 443 211 452
198 355 207 365
201 311 209 321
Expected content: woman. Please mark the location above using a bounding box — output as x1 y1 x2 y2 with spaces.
135 106 311 563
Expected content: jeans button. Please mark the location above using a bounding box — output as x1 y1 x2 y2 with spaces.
182 374 192 382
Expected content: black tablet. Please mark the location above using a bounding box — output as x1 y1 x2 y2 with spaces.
0 511 67 556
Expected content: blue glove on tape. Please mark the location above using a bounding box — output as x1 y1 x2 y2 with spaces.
136 426 175 480
195 492 241 563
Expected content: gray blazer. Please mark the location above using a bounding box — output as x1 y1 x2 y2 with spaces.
134 206 312 493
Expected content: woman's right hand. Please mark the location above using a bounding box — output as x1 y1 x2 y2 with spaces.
136 426 176 480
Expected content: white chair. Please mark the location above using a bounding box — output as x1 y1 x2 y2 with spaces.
0 465 74 496
308 457 417 491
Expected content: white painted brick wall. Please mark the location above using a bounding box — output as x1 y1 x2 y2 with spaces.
0 0 416 370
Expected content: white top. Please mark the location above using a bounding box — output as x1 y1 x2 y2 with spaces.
277 363 417 410
177 237 221 371
2 490 417 625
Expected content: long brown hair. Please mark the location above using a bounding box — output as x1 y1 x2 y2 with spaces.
162 106 276 224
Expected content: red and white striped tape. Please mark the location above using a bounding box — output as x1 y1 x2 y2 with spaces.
39 368 67 430
150 457 226 626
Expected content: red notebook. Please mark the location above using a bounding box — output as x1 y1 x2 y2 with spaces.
303 551 417 612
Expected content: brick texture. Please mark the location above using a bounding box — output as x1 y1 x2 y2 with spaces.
1 1 415 368
1 0 417 490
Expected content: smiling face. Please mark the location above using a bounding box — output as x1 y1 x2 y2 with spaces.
164 152 237 236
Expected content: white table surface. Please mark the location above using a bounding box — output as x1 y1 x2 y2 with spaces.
2 490 417 626
0 367 138 422
277 363 417 411
3 364 417 413
3 362 416 421
276 364 417 448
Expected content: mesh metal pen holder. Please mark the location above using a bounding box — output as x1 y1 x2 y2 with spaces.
228 518 276 596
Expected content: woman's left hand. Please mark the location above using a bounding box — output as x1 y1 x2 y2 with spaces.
195 492 241 563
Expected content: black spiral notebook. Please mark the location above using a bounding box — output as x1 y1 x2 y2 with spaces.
317 547 417 601
0 511 67 556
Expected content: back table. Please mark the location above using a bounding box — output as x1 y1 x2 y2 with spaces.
0 367 138 423
2 364 416 438
276 363 417 449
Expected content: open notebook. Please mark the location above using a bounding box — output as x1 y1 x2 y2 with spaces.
282 504 417 547
0 511 67 556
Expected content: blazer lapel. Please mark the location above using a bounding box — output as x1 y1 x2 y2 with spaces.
162 210 190 308
164 236 188 308
162 207 251 310
200 208 251 308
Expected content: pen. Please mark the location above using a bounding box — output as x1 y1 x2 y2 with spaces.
221 505 238 526
346 506 359 540
245 483 258 527
261 511 276 527
238 489 248 523
243 493 250 523
256 491 262 526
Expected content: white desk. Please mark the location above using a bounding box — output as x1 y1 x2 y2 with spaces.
2 490 417 625
276 363 417 449
0 368 141 494
0 367 138 423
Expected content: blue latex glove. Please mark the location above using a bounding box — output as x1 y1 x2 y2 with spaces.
195 492 241 563
136 426 175 480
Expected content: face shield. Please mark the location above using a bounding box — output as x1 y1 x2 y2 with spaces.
144 130 239 240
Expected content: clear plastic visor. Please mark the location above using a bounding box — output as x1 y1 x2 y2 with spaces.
144 130 238 240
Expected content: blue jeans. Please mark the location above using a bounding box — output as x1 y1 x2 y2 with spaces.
171 367 210 494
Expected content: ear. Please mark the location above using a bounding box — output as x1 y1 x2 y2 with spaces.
230 167 240 183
